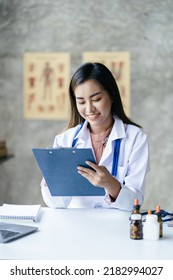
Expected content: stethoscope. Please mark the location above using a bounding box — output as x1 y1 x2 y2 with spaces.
141 210 173 222
129 210 173 222
71 122 121 177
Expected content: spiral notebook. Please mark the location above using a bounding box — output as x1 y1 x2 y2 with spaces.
0 204 41 222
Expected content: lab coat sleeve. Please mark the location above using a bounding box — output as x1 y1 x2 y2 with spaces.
103 130 150 211
103 186 145 211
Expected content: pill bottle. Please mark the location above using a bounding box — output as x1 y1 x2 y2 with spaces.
155 205 163 238
130 214 143 240
132 198 141 214
143 210 159 240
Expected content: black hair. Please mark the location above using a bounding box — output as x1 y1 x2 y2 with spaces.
67 62 141 128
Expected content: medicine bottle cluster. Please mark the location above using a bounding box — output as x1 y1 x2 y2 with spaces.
130 198 163 241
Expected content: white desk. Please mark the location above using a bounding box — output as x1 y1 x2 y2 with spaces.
0 207 173 260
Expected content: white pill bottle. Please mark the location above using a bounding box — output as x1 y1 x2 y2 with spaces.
143 210 160 240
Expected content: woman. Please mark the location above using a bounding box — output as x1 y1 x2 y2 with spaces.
41 62 150 210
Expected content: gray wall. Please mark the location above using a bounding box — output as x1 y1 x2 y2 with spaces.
0 0 173 210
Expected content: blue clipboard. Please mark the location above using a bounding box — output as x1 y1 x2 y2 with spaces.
32 148 105 196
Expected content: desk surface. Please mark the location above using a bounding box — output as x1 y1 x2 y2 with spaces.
0 207 173 260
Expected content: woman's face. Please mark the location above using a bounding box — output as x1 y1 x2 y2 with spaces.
74 79 113 133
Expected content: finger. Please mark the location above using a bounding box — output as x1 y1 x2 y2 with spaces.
77 165 96 176
86 161 108 175
77 168 95 182
85 161 100 171
77 169 89 177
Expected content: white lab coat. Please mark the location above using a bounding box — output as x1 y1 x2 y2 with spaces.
41 117 150 211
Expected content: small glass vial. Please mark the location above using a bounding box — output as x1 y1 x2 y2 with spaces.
130 214 143 240
143 210 159 240
156 205 163 238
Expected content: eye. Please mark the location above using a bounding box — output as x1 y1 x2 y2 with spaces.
77 100 85 105
92 98 101 102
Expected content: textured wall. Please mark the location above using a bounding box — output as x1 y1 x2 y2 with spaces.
0 0 173 210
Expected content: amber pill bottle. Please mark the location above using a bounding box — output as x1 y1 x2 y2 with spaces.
130 214 143 240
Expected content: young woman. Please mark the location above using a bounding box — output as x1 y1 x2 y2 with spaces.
41 62 150 210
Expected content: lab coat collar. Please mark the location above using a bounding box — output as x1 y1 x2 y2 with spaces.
109 117 126 141
73 120 90 143
73 116 126 143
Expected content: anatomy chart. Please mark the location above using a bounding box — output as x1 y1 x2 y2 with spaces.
24 53 70 119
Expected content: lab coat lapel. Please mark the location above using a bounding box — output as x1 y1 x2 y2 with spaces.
99 119 126 166
99 138 113 166
73 121 92 148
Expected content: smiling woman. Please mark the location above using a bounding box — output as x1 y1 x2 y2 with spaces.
41 62 150 210
75 79 113 134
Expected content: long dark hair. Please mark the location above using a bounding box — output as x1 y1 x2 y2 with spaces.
66 62 141 129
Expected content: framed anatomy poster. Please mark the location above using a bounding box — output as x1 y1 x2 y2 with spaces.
83 52 130 116
24 52 70 119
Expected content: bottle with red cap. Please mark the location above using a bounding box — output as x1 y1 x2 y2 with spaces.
130 198 142 240
132 198 141 214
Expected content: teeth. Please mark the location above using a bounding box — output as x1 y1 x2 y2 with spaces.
86 114 98 120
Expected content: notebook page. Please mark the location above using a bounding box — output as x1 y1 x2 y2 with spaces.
0 204 41 221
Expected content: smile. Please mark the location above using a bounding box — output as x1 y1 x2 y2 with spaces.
86 113 100 120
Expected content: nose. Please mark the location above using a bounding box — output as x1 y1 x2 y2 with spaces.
85 101 95 114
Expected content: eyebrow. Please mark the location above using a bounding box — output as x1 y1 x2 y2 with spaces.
75 91 102 99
